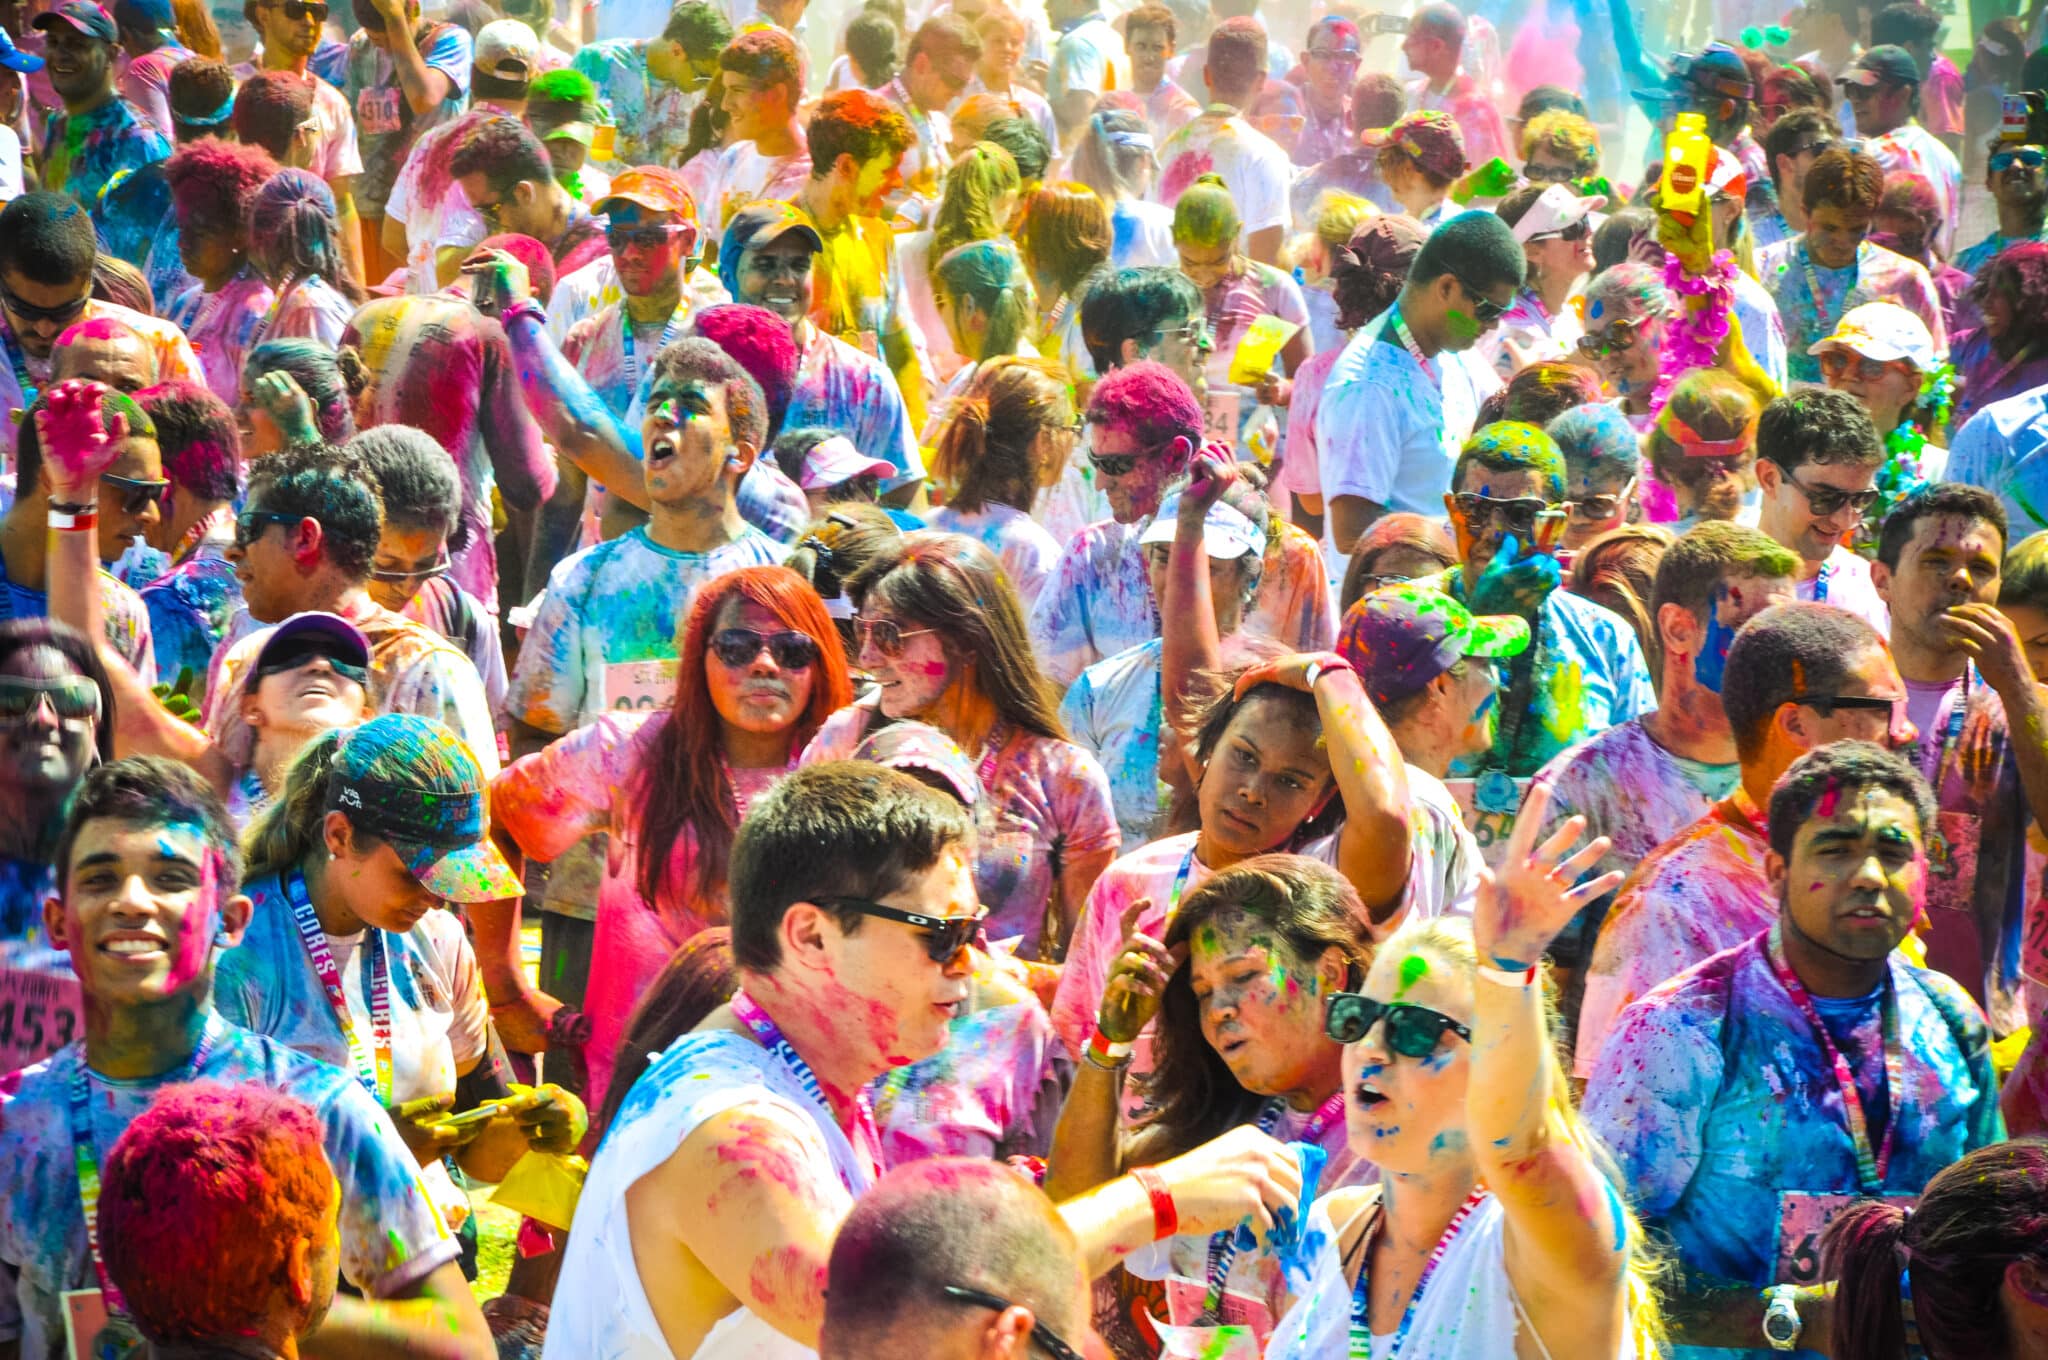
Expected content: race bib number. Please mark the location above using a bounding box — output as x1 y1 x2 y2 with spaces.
1162 1276 1276 1347
356 86 402 136
602 658 677 712
0 965 83 1075
1204 390 1240 447
1443 776 1527 869
1775 1191 1917 1286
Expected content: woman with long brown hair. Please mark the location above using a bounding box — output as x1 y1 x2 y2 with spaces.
925 356 1073 610
1016 181 1113 377
801 532 1119 959
489 565 852 1111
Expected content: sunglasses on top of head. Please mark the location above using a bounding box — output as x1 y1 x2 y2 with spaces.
814 897 988 962
1324 992 1472 1057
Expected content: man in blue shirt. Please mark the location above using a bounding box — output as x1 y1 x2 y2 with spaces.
1585 740 2004 1359
1947 377 2048 541
32 1 169 251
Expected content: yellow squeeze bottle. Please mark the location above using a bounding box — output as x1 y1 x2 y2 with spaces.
1659 112 1713 226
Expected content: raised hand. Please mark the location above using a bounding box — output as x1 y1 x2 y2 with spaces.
1470 779 1623 971
1467 533 1563 618
34 379 126 503
1177 448 1240 527
1098 897 1178 1044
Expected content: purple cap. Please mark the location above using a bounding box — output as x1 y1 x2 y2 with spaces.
252 611 371 678
851 722 982 807
1338 582 1531 707
33 1 118 43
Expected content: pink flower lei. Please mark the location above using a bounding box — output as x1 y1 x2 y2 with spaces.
1652 248 1738 416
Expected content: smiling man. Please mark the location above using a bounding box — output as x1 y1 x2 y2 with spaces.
236 0 366 286
0 755 494 1360
719 199 919 492
1586 741 2003 1358
1754 387 1891 633
1758 147 1948 384
33 1 170 244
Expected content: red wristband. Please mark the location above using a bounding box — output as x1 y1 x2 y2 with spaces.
1131 1165 1177 1240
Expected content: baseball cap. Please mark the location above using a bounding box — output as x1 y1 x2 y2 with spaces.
0 27 46 73
1806 301 1937 370
1633 42 1754 105
325 714 523 903
1337 583 1531 708
1509 183 1607 243
1839 44 1921 88
1138 489 1264 559
593 166 698 219
33 1 119 43
1382 110 1467 183
1703 144 1747 202
851 722 982 807
798 435 894 490
473 18 540 82
251 612 370 680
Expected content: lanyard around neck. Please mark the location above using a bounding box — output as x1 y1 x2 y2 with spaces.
71 1012 225 1307
729 988 881 1189
1200 1091 1347 1319
285 868 393 1105
1346 1188 1490 1358
1764 922 1904 1193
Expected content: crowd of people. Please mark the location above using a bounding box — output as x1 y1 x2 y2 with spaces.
6 0 2048 1354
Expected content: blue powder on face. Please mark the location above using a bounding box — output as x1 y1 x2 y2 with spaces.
1693 588 1738 693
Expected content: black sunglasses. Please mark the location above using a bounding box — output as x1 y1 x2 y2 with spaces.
1450 273 1508 325
815 897 986 962
941 1285 1084 1360
1451 493 1556 538
234 508 301 548
607 223 693 251
1528 218 1591 243
1576 313 1663 358
1794 692 1898 716
710 627 820 670
1 280 89 327
1783 468 1880 518
101 472 168 516
275 0 328 19
1521 162 1579 183
1324 993 1472 1057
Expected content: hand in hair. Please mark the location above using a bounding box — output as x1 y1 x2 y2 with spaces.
1472 779 1622 970
249 370 321 448
1097 897 1179 1044
463 248 534 319
35 379 128 503
1231 650 1352 700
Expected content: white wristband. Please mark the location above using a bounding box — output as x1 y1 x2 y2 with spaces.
1475 961 1537 988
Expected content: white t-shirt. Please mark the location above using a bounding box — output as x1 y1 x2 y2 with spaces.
1154 108 1292 242
925 501 1063 609
1316 311 1502 515
0 127 23 200
544 1030 875 1360
1798 543 1891 635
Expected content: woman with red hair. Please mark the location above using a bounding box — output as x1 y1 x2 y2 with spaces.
489 565 853 1111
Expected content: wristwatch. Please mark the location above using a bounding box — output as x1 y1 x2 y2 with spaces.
1762 1284 1802 1351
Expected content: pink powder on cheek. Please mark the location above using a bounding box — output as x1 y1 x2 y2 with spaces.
165 848 225 991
